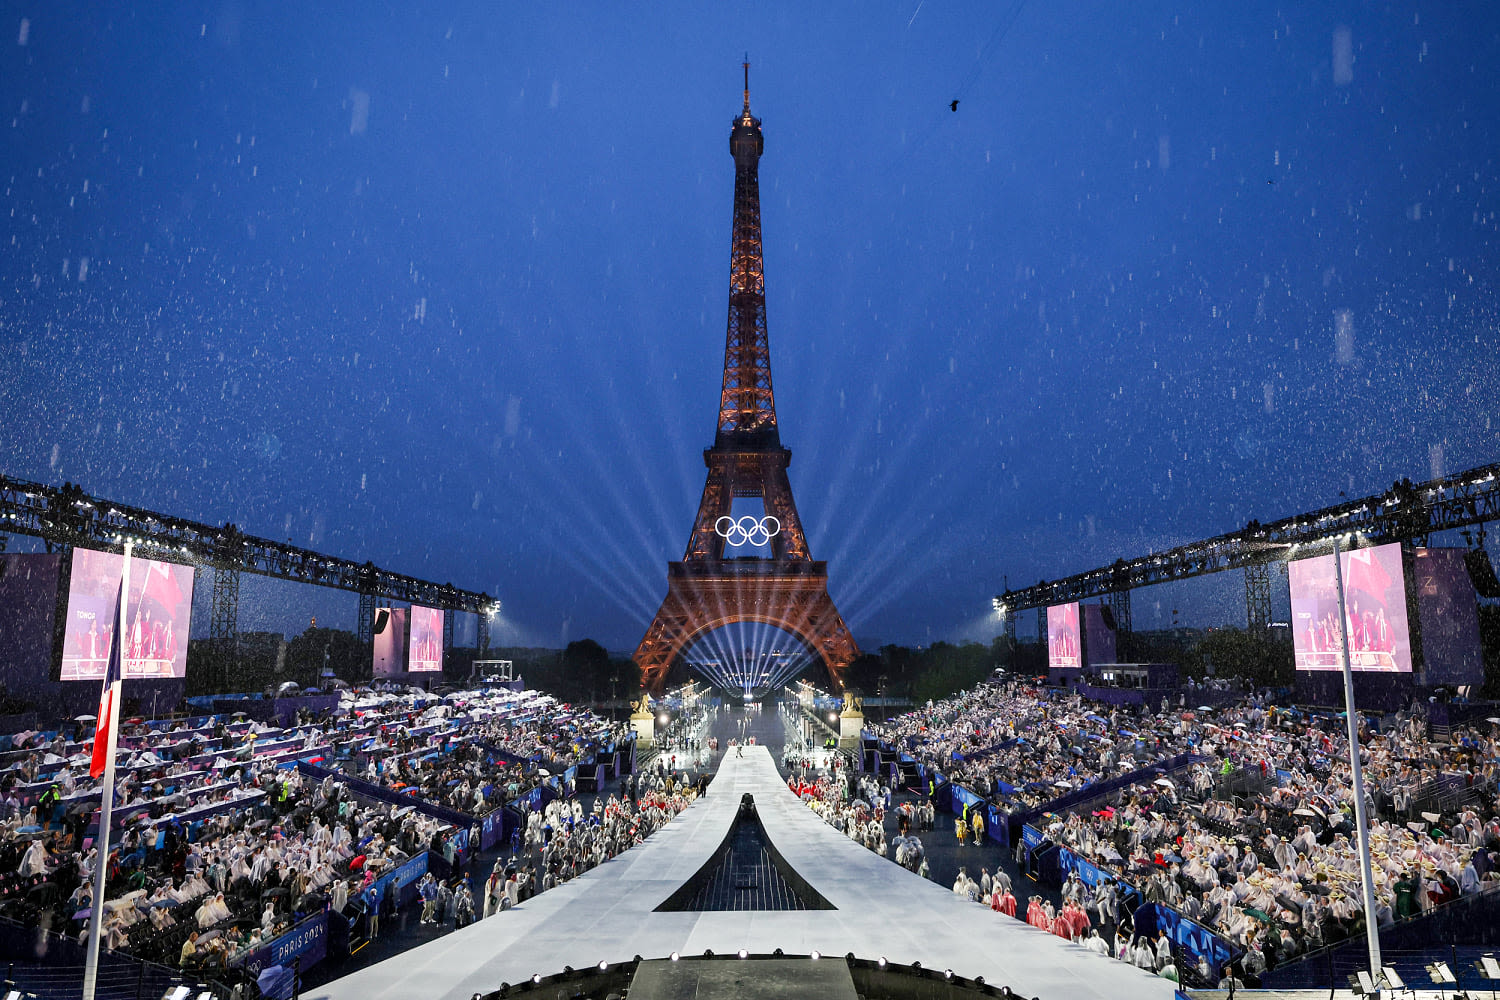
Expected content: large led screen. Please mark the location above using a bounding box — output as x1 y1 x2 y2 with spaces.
1289 542 1411 672
1413 547 1483 687
409 606 443 673
372 607 407 677
1047 602 1081 670
1082 604 1117 668
60 547 194 680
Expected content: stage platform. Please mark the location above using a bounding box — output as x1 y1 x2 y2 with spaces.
308 746 1175 1000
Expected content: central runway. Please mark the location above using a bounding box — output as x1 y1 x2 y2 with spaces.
309 746 1175 1000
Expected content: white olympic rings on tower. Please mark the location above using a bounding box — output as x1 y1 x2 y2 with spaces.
714 514 781 547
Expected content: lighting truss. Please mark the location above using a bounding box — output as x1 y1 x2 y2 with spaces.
0 474 500 615
993 462 1500 616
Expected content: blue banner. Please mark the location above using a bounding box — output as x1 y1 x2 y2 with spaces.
1055 845 1111 887
370 850 430 908
1132 902 1242 982
236 912 328 977
480 807 509 850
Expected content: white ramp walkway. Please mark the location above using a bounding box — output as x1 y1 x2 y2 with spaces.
309 747 1175 1000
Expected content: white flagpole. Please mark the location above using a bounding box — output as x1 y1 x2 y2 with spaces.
82 540 130 1000
1332 537 1382 979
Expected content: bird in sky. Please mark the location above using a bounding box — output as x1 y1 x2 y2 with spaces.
950 99 960 112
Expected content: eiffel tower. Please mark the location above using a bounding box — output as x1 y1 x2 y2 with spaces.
634 66 859 693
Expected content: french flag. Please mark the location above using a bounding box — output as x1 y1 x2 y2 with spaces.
89 578 124 780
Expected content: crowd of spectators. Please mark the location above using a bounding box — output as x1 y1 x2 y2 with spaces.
0 683 651 985
871 682 1206 813
870 676 1500 983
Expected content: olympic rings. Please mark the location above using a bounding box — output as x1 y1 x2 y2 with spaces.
714 514 781 547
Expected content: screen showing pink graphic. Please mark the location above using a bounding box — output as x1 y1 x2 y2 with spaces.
1047 602 1081 671
409 606 443 673
1413 547 1483 687
60 547 194 680
372 607 407 677
1289 543 1411 672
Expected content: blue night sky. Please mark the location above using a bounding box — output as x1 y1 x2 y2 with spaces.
2 3 1497 652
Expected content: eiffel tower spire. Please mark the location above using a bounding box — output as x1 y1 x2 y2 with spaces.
717 58 777 447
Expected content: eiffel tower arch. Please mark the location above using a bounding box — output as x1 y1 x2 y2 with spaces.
635 66 858 693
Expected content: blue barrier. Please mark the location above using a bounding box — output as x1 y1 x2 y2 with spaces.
1055 844 1112 887
369 850 430 908
951 737 1021 763
1013 752 1204 830
296 762 473 865
1132 902 1242 983
480 805 516 851
235 912 329 979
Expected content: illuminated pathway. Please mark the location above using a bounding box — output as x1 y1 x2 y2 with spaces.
309 746 1174 1000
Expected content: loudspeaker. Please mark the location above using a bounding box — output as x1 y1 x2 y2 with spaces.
1465 548 1500 598
373 609 391 634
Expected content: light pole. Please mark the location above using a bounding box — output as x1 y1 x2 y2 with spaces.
1332 537 1382 980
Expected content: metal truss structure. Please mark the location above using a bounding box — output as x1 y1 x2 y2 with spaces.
0 475 501 664
994 464 1500 618
1244 561 1273 632
210 564 241 687
635 68 858 692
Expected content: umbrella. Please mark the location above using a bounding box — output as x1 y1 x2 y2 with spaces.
1153 778 1175 788
72 907 92 920
1293 808 1318 817
74 715 97 723
1241 905 1273 923
1486 717 1500 725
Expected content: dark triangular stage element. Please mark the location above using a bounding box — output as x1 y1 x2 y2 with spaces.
655 794 835 912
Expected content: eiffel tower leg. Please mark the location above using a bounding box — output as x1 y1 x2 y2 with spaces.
762 462 810 561
684 466 732 561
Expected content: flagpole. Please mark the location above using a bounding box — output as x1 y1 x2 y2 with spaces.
1332 537 1382 980
82 540 130 1000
